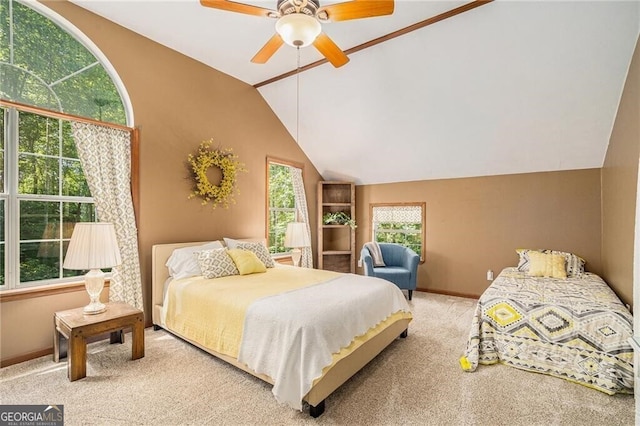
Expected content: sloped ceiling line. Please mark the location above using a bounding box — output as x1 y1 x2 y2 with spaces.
253 0 494 88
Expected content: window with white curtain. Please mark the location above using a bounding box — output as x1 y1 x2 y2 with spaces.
370 203 426 262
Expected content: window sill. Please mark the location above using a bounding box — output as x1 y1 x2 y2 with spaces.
273 254 293 265
0 280 111 303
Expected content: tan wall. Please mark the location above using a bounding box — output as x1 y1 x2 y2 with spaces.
356 169 602 298
601 37 640 307
0 1 322 364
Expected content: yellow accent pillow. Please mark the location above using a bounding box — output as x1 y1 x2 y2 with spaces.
227 248 267 275
527 251 567 279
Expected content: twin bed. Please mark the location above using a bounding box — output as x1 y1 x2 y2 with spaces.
151 241 413 417
461 250 634 395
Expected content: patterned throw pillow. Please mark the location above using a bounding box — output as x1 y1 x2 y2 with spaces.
235 242 275 268
196 248 239 279
227 248 267 275
516 248 585 278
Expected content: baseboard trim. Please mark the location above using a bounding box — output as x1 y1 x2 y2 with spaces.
1 327 151 367
1 348 53 368
416 288 480 300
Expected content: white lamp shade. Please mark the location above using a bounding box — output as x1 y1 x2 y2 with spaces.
284 222 311 248
275 14 321 48
63 222 122 270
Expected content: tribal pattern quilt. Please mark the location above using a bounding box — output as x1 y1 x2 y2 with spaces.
460 268 633 394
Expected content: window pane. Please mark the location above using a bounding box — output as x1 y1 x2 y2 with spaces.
63 202 96 237
55 65 126 124
62 240 84 278
0 108 4 192
18 112 60 156
20 241 59 283
20 200 60 241
269 209 295 254
375 228 422 255
18 153 60 195
0 0 8 62
0 198 4 241
61 121 78 159
0 199 4 286
0 64 59 109
12 1 96 87
268 164 294 209
62 159 90 197
267 162 297 254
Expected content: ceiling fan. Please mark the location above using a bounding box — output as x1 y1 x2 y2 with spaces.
200 0 394 67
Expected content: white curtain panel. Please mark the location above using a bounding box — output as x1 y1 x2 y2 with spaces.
289 166 313 268
71 122 143 311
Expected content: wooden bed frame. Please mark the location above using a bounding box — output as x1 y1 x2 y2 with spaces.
151 242 411 417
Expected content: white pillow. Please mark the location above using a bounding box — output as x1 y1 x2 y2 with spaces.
166 241 223 279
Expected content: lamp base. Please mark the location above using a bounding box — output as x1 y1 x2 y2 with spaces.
84 269 107 315
291 248 302 267
83 302 107 315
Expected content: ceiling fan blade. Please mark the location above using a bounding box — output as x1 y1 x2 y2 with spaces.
200 0 278 18
318 0 394 22
313 33 349 68
251 34 284 64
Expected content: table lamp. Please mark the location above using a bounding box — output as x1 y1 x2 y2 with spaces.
63 222 122 315
284 222 310 267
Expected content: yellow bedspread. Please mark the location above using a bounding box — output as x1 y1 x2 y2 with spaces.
164 266 341 358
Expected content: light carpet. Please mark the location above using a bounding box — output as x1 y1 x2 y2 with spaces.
0 292 634 425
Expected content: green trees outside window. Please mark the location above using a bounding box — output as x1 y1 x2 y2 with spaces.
4 108 96 287
267 162 298 255
0 0 126 124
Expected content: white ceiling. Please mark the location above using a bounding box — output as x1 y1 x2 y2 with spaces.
70 0 640 185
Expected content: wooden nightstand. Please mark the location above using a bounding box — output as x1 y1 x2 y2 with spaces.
53 302 144 381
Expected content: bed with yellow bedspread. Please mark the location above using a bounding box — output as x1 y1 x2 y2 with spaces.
152 242 412 417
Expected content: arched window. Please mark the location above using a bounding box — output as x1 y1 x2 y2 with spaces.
0 0 131 289
1 0 129 124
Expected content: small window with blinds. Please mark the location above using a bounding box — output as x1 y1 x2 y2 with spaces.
370 203 426 262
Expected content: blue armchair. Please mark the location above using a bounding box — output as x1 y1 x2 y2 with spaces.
361 243 419 300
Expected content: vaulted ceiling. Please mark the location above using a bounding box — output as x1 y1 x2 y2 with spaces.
70 0 640 185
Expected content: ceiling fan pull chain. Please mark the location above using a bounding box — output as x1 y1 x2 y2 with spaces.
296 46 300 144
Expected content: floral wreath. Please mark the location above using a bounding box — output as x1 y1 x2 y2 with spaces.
187 139 247 209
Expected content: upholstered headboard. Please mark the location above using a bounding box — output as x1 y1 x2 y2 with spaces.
151 241 208 325
151 238 267 325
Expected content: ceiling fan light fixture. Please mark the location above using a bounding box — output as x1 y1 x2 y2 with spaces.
275 14 321 48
